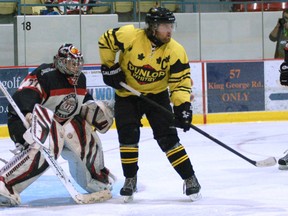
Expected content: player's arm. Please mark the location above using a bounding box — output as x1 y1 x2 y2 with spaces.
98 25 136 89
8 68 44 145
98 25 135 66
168 44 191 106
168 45 192 132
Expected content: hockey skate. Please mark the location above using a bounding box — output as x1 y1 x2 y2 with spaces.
120 176 137 203
183 175 201 201
0 178 21 206
278 152 288 170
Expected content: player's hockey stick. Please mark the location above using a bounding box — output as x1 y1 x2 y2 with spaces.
0 82 112 204
119 82 276 168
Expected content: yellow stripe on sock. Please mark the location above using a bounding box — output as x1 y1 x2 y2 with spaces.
171 155 189 167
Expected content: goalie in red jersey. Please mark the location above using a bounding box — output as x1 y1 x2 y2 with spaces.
0 43 115 206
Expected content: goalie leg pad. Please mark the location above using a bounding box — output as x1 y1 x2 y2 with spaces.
0 143 46 205
0 177 21 206
0 120 65 205
62 116 114 193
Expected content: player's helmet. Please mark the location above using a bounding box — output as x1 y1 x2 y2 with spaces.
54 43 84 78
145 7 175 46
145 7 175 24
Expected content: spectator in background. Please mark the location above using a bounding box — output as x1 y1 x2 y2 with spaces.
269 9 288 58
41 0 61 15
57 0 89 14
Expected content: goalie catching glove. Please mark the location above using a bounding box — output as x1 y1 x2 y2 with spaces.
101 63 125 89
173 102 193 132
280 62 288 86
80 100 114 134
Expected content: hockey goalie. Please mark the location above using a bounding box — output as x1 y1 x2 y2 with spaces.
0 43 115 206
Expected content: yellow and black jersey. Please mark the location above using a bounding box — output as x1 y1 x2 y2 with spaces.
99 24 191 106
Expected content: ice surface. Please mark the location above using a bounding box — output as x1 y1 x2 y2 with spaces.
0 121 288 216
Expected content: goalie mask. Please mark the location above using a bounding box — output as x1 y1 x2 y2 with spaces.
54 43 84 85
145 7 176 47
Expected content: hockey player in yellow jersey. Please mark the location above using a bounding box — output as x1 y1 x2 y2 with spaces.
98 7 201 202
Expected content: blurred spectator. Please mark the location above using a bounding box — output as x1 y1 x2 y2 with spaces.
86 0 101 13
269 9 288 58
41 0 61 15
57 0 90 14
40 0 61 15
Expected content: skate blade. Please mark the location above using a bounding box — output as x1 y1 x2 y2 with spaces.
278 165 288 170
123 195 134 203
188 192 202 202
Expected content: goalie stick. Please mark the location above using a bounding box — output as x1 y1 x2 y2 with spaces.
119 82 276 168
0 82 112 204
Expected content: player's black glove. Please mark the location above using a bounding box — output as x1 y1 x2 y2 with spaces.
280 62 288 86
101 63 125 89
173 102 193 132
278 18 286 28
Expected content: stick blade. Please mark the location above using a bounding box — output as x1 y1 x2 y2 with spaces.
255 157 277 167
76 190 112 204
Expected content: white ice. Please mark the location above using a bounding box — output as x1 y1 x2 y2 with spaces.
0 121 288 216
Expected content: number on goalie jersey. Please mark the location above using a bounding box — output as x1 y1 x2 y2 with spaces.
0 43 114 206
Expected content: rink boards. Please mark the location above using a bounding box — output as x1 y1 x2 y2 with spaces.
0 59 288 137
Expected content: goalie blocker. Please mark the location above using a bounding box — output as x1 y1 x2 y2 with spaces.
0 100 115 206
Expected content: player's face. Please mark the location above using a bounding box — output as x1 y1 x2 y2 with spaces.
155 23 174 44
66 58 83 75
